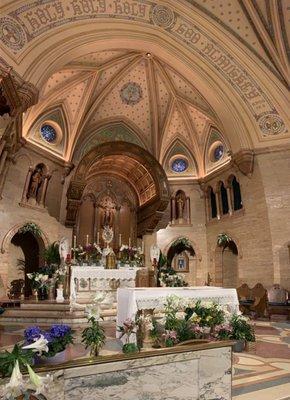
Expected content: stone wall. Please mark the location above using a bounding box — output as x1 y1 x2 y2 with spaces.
0 146 71 296
157 182 208 286
158 150 290 291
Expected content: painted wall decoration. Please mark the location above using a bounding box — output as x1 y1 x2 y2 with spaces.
120 82 143 106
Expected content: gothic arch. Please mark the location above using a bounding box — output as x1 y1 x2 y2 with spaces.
162 236 202 262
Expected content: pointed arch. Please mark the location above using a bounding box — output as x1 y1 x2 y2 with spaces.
161 138 198 177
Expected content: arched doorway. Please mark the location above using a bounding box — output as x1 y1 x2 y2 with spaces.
167 239 197 286
9 231 45 297
215 240 239 288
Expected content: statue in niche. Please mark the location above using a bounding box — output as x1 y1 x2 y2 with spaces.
27 165 44 201
176 190 186 220
100 195 116 227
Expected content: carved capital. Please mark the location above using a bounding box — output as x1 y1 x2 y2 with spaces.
232 149 254 176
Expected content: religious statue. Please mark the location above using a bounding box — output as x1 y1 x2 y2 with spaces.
100 195 116 227
150 245 160 266
27 166 43 200
59 237 70 262
176 191 185 220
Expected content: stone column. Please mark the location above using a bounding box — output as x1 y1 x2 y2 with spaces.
21 166 33 203
186 196 191 224
225 185 233 215
0 162 9 199
171 197 176 223
143 232 157 269
215 189 221 220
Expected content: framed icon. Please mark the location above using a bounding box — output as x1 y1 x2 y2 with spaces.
174 252 189 272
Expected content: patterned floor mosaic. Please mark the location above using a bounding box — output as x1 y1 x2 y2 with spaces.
1 320 289 399
233 321 290 400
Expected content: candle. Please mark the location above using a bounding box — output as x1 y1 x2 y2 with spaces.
141 240 144 253
73 235 76 248
97 231 100 245
119 233 122 247
86 234 89 246
129 237 131 247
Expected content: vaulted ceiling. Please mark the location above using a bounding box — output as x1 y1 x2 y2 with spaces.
23 50 224 175
1 0 289 179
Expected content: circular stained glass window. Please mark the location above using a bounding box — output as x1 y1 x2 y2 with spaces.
40 124 57 143
171 158 188 173
213 145 224 161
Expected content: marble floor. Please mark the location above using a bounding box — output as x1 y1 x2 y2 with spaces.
0 320 289 400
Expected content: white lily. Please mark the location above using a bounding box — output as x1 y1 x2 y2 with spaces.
86 301 103 320
2 360 26 399
26 364 53 395
22 334 49 355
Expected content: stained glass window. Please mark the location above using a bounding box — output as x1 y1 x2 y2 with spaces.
171 158 188 173
40 124 57 143
214 145 224 161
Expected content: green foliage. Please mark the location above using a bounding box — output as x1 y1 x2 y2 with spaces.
171 237 191 248
122 343 139 354
18 222 42 237
157 252 168 269
44 242 61 266
217 233 232 247
0 344 33 378
230 314 255 342
175 319 195 342
81 317 106 356
46 333 74 357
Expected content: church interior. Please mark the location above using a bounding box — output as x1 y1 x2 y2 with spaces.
0 0 289 399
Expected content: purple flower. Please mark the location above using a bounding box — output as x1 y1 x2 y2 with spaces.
43 332 53 343
24 326 43 343
49 324 71 338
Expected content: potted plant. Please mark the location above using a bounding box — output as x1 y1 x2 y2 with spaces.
0 337 53 399
24 324 73 364
162 330 178 347
117 318 139 353
230 314 255 352
82 316 106 356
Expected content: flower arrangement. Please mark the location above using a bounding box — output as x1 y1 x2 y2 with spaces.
213 323 233 340
18 222 42 237
159 271 188 287
147 295 255 349
117 318 139 353
24 324 73 357
162 330 178 347
71 245 86 263
119 245 143 267
26 272 50 290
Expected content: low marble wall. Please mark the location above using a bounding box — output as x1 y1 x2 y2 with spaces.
39 342 233 400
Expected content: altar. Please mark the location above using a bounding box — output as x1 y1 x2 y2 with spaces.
117 286 239 342
70 266 141 308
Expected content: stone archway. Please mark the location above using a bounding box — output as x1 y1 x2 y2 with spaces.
165 237 199 286
66 141 170 237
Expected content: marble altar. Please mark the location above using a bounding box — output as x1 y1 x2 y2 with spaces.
70 266 141 309
30 342 233 400
117 286 239 342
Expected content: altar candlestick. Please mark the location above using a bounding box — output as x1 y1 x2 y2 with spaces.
86 234 89 246
141 240 144 253
73 235 76 248
129 237 131 247
119 234 122 247
97 231 100 245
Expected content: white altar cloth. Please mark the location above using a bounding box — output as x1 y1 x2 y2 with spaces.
70 266 140 306
117 287 239 342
